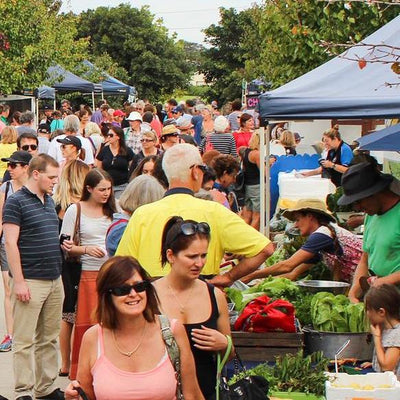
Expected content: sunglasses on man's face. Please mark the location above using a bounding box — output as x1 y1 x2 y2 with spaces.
108 280 149 296
7 162 25 169
189 163 208 173
21 144 38 151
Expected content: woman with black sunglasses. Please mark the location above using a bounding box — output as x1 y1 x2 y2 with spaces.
96 125 134 198
65 256 204 400
153 217 233 400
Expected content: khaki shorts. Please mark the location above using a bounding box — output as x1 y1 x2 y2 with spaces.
244 184 260 212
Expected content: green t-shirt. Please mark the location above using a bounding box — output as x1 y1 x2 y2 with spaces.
363 201 400 276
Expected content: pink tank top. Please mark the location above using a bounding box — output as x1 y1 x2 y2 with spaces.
92 324 177 400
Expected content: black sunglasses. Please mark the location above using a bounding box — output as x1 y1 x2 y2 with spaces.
190 164 208 173
107 133 115 138
169 222 210 246
21 144 38 151
108 280 149 296
7 162 25 169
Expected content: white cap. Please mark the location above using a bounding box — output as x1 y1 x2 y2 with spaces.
126 111 143 122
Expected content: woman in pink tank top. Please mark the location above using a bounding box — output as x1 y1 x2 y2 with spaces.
64 256 204 400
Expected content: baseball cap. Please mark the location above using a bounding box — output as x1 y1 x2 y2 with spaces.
294 132 303 142
126 111 143 122
38 123 50 134
113 109 125 117
57 135 82 150
172 105 184 114
1 150 32 164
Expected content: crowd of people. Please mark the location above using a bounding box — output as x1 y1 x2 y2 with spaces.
0 97 398 399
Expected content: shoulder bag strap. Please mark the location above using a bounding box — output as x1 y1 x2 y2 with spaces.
72 202 81 246
216 335 233 400
159 315 183 399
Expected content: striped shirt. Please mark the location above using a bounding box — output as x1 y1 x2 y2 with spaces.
199 133 238 157
3 186 62 280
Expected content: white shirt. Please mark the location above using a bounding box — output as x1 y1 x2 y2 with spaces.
47 134 95 165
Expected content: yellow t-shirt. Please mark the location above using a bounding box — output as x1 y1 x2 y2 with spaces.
0 143 17 179
116 192 270 277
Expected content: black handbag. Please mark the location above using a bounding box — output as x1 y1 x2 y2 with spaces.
61 203 82 313
215 336 269 400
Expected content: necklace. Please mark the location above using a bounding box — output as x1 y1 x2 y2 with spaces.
112 320 147 357
168 280 195 314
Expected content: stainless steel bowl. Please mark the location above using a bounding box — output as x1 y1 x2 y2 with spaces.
296 280 350 295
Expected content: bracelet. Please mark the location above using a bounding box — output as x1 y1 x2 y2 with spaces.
332 163 336 169
84 247 87 255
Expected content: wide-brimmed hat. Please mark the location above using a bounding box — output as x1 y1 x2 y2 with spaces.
1 150 32 165
126 111 143 122
282 198 336 223
161 124 180 137
337 162 393 206
57 135 82 150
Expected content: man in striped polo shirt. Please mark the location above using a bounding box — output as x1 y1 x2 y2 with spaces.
3 154 64 400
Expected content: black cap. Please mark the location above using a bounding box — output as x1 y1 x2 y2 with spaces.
57 135 82 150
1 150 32 164
38 123 50 134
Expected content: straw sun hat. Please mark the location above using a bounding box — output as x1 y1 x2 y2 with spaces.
282 198 336 223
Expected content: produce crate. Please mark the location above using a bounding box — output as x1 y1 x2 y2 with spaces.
232 331 304 362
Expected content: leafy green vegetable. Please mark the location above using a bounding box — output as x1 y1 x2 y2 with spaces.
311 292 368 332
229 351 329 396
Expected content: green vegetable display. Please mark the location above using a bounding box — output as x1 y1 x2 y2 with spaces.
310 292 368 333
229 351 329 396
226 276 300 312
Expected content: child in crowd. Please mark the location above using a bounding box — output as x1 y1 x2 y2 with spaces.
365 284 400 379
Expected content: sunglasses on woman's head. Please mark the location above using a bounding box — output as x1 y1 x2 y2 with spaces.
108 280 149 296
21 144 38 151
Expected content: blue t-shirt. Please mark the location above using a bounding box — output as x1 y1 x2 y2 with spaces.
340 142 353 166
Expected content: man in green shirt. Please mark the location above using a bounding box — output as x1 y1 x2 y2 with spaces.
338 162 400 302
0 104 10 125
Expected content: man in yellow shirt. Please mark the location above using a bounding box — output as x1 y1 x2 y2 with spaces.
116 143 273 287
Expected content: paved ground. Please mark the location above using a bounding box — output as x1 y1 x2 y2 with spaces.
0 281 69 399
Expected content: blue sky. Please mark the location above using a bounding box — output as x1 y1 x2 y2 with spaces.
62 0 259 43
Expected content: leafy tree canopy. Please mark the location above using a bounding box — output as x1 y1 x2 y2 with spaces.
0 0 88 94
75 4 194 100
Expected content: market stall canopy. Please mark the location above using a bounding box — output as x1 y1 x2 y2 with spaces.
46 65 102 94
356 123 400 151
82 60 136 96
258 14 400 120
34 85 55 99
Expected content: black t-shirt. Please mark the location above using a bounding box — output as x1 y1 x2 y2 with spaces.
96 145 134 186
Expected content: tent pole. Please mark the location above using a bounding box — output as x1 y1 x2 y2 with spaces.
259 125 270 238
91 92 95 109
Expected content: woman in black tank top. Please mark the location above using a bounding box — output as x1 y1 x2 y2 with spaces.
154 217 234 399
242 131 261 230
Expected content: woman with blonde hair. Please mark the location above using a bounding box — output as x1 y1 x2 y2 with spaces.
0 126 18 180
241 131 261 230
85 121 104 155
279 130 297 155
130 130 162 174
53 160 90 376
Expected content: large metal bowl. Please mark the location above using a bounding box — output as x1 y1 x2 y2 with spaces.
296 280 350 295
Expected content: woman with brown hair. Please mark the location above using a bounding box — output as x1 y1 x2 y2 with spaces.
232 112 254 150
65 256 204 400
61 168 116 379
301 125 353 186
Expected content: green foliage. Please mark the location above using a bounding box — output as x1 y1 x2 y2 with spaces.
75 4 194 100
243 0 399 88
230 350 329 396
310 291 368 332
200 7 253 104
0 0 88 94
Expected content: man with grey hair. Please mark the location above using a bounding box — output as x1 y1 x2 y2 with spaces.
47 115 94 165
116 143 273 287
16 111 37 136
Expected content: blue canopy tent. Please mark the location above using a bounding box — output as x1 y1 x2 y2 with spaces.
356 123 400 151
258 14 400 120
82 60 136 97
